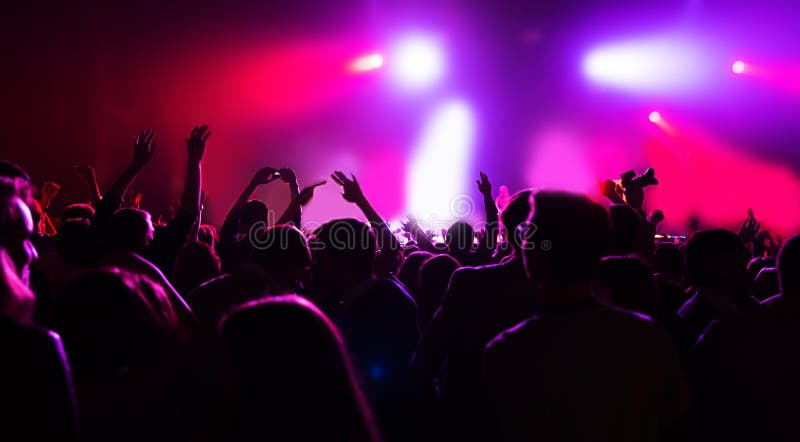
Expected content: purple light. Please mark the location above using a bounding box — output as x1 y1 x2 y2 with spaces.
390 35 445 90
732 60 745 74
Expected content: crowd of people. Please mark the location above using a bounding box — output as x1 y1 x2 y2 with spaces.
1 125 798 442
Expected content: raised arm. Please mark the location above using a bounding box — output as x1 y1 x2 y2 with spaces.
476 172 499 252
331 171 400 273
74 165 102 206
276 180 327 226
145 125 210 274
218 166 278 243
92 130 156 232
275 168 301 226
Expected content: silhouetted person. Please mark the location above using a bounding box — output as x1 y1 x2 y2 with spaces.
753 266 779 301
676 229 758 353
485 191 689 442
53 268 184 442
0 177 78 441
411 190 536 442
690 234 800 442
608 204 641 255
416 254 460 330
594 255 659 318
221 295 381 442
187 224 311 330
397 250 434 297
172 240 221 295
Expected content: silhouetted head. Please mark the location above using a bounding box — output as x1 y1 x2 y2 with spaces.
653 242 684 284
173 241 221 295
61 203 95 224
221 295 379 442
446 221 474 257
417 254 460 328
0 161 31 183
608 204 641 255
54 268 181 377
248 224 311 292
397 250 433 296
239 200 268 234
0 177 38 281
778 234 800 296
501 190 533 251
57 219 94 267
594 255 658 317
310 218 376 292
686 229 749 296
110 208 154 254
523 191 609 291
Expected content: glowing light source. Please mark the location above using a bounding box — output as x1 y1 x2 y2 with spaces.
407 100 475 221
649 111 661 123
731 60 745 74
583 35 711 95
349 53 384 72
390 36 445 90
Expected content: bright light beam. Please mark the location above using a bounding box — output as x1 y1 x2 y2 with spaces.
407 100 475 222
390 35 445 90
349 53 384 72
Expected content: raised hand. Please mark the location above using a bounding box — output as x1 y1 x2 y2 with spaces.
278 168 298 185
40 181 61 206
476 172 492 198
738 209 760 244
331 171 365 204
649 209 665 226
297 180 327 206
74 164 96 182
132 130 157 169
251 166 279 186
186 125 211 163
132 192 143 209
600 179 625 204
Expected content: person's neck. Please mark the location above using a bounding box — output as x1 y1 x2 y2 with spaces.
537 282 593 308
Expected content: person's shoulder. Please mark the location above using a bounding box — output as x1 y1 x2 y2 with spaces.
369 277 416 305
186 274 232 302
0 318 63 356
485 315 540 354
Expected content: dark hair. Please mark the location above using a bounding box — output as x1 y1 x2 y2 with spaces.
57 219 94 267
501 190 533 250
608 204 641 255
110 208 152 253
61 203 95 224
249 224 311 280
778 234 800 294
221 295 380 442
172 241 221 294
0 161 31 182
685 229 745 287
54 268 181 377
312 218 376 278
528 191 610 284
446 221 475 253
595 255 657 316
240 200 268 227
397 251 433 296
417 254 460 328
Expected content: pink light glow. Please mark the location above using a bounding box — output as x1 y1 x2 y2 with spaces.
731 60 745 74
349 53 384 72
649 111 661 123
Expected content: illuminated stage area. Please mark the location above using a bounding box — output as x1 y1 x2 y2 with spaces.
3 0 797 236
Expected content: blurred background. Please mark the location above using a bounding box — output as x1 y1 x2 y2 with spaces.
1 0 798 235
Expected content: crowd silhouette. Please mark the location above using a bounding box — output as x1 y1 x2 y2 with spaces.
1 125 798 442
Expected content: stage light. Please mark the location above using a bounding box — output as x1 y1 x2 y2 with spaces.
649 111 661 123
390 36 445 90
731 60 745 74
407 100 475 221
349 53 384 72
583 35 710 95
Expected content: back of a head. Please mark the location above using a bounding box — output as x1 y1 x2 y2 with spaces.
778 234 800 295
446 221 475 253
397 250 433 295
173 241 221 294
55 268 180 377
608 204 641 255
61 203 95 224
417 254 460 327
747 256 776 282
526 191 610 285
110 208 153 253
500 190 533 250
653 243 684 282
753 267 780 301
0 177 36 278
239 200 268 232
311 218 376 279
249 224 311 290
0 161 31 182
221 295 378 442
595 255 658 317
57 219 94 267
686 229 747 289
